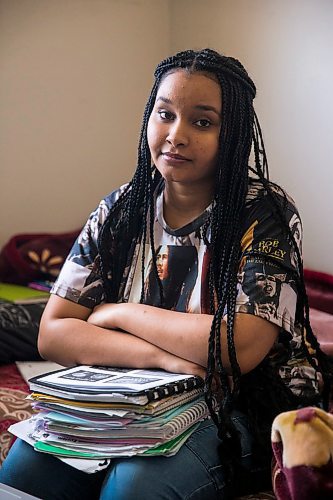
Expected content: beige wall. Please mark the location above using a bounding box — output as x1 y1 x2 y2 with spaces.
0 0 169 243
169 0 333 273
1 0 332 274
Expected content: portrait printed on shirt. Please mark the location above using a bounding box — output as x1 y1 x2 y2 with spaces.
236 257 297 330
144 245 199 312
278 361 321 399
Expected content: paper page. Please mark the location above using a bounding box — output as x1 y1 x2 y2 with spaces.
32 365 196 393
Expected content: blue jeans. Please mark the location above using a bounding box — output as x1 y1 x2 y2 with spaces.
0 416 270 499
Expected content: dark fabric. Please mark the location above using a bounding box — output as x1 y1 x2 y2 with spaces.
0 230 79 285
304 269 333 315
0 300 44 364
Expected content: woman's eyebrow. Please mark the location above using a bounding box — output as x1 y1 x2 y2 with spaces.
195 104 221 117
156 96 172 105
156 97 221 117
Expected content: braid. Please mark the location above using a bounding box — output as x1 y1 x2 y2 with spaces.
251 112 332 397
97 79 159 303
96 48 331 467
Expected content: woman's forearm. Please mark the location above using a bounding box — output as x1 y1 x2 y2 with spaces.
88 303 279 373
88 303 212 366
38 316 205 378
118 305 212 366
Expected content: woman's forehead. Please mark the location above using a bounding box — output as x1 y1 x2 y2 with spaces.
160 68 219 84
156 69 221 106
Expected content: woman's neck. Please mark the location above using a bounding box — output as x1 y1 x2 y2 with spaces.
163 181 214 230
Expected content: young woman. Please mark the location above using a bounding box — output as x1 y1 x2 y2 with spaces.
0 48 330 500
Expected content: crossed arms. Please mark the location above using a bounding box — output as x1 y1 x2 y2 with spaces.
38 295 278 378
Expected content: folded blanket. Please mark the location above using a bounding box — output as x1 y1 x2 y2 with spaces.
271 407 333 500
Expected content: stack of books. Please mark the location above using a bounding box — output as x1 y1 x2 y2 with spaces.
9 365 209 468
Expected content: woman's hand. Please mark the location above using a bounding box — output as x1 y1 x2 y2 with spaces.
159 349 206 380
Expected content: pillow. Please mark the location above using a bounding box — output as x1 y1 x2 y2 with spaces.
0 230 79 285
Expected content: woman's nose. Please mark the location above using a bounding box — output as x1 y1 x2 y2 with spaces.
166 120 189 147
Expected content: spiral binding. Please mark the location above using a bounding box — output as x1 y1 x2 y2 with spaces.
145 376 204 402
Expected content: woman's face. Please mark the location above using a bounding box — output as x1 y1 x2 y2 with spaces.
147 70 222 189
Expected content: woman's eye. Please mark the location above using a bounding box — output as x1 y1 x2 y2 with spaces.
158 110 174 121
195 119 211 128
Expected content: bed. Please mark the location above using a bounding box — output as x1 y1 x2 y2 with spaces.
0 270 332 499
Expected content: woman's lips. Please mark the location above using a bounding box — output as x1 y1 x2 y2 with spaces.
161 152 191 164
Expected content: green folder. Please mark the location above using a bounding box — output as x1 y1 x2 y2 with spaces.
34 441 99 458
0 282 49 304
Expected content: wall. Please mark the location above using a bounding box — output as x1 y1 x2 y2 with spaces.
169 0 333 274
1 0 332 274
0 0 169 244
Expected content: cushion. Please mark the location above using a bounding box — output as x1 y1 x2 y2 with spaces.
0 230 79 285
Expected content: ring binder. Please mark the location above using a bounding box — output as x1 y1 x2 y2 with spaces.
28 365 204 404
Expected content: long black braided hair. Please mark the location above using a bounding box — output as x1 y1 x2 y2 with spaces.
97 48 332 474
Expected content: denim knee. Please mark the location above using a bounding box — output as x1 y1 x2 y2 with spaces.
0 439 104 500
100 420 227 500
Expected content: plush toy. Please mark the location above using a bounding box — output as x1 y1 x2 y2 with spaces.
272 406 333 500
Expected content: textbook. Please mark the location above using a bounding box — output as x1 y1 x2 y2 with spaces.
10 418 202 460
0 283 50 304
33 399 208 440
28 386 204 416
28 365 204 404
9 366 209 470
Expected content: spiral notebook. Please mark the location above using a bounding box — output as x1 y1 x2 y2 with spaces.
28 365 204 404
36 399 208 440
